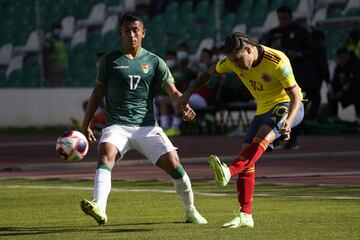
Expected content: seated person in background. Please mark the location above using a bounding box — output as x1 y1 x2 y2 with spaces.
327 48 360 126
189 48 219 110
157 50 196 137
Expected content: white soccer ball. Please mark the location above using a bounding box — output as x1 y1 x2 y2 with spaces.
56 130 89 161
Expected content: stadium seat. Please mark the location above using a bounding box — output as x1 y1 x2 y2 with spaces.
77 3 106 28
248 0 268 28
71 29 87 49
61 16 76 40
312 7 328 26
5 55 24 80
14 30 41 55
250 11 279 36
344 7 360 17
179 1 193 18
236 0 253 24
342 0 360 15
221 13 236 37
101 15 118 37
194 38 214 60
232 24 247 34
0 44 13 67
194 0 210 22
163 1 179 18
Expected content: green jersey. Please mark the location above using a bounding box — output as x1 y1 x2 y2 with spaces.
96 48 175 127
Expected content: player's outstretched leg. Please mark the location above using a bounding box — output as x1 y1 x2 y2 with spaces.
222 211 254 228
208 155 231 187
80 199 108 225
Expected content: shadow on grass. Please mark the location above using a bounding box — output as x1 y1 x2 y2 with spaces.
0 226 152 237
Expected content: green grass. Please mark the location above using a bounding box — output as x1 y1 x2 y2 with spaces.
0 179 359 240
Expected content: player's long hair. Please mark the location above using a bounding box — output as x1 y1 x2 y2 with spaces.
224 32 260 54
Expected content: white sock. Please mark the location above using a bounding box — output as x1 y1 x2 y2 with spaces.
160 115 170 129
93 168 112 213
172 117 182 130
172 173 195 213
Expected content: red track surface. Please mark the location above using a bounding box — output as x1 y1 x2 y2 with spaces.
1 134 360 186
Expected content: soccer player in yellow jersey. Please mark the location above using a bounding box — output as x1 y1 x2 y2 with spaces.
176 32 304 228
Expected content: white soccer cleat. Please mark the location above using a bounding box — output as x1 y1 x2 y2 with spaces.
222 212 254 228
185 207 208 224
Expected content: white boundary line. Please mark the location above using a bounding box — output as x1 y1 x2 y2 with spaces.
2 184 360 200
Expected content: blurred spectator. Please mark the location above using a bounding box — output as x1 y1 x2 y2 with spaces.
157 49 196 137
327 48 360 126
42 22 69 87
189 48 220 109
301 29 330 120
176 42 190 62
346 28 360 59
191 48 213 72
265 5 312 150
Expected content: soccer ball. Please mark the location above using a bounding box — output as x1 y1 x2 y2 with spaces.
56 130 89 161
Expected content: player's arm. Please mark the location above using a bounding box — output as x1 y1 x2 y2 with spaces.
82 83 106 142
175 65 217 112
279 84 302 138
163 83 196 121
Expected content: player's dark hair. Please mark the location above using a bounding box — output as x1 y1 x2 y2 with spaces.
277 5 293 18
224 32 259 54
119 12 143 27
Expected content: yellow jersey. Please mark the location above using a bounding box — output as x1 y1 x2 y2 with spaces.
215 45 303 115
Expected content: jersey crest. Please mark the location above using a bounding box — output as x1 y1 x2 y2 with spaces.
261 73 272 83
141 63 149 73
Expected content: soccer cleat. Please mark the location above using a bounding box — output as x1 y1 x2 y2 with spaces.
185 208 208 224
165 128 181 137
222 212 254 228
208 155 231 187
80 199 108 225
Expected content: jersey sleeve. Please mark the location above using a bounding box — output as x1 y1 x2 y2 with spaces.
215 57 232 74
95 55 107 85
155 57 175 89
275 58 297 89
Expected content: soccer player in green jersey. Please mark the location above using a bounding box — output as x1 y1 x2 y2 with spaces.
79 12 207 225
177 32 304 228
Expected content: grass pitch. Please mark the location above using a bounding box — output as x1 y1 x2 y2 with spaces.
0 179 359 240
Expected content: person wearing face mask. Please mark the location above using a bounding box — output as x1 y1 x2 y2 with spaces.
42 22 69 87
157 50 196 137
176 42 190 62
189 48 221 111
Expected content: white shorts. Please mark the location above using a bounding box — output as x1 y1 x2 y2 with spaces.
99 125 177 164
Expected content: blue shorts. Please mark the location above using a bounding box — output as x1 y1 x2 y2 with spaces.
244 102 304 147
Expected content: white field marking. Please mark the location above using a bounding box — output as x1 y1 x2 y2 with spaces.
2 185 360 200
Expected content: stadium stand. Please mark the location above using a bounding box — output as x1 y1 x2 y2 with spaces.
0 0 358 89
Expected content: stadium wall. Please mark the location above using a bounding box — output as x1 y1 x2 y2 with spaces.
0 88 92 127
0 87 356 127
